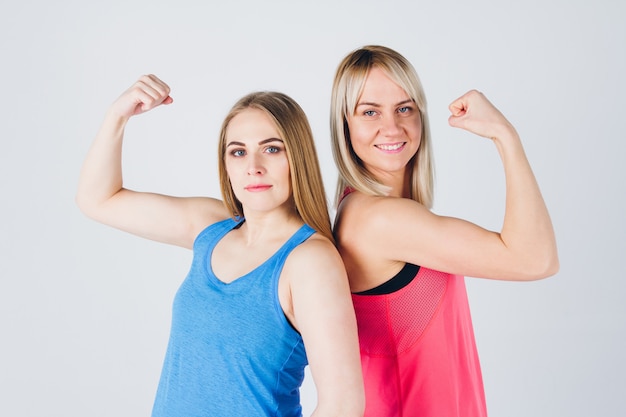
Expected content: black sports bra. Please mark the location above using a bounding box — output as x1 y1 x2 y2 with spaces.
355 263 420 295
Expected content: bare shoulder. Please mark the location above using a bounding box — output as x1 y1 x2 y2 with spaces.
288 234 343 268
337 192 432 242
283 233 346 285
334 192 437 288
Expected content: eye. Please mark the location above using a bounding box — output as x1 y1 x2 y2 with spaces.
398 106 412 114
264 144 284 154
363 110 377 117
266 146 280 154
230 149 246 157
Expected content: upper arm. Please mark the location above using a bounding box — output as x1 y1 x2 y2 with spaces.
342 195 535 280
78 190 230 248
283 238 364 416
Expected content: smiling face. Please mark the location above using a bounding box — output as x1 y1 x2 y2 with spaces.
224 108 292 216
347 66 422 186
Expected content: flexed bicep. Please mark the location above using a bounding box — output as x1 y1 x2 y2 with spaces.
77 75 227 248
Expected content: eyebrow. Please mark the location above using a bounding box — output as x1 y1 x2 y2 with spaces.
356 99 414 108
226 138 284 147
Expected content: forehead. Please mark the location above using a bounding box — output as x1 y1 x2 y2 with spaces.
225 108 281 142
358 66 410 103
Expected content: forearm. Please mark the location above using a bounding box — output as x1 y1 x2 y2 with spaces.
495 130 559 278
76 111 129 218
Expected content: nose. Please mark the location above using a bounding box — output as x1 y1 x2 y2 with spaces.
247 154 265 176
381 115 402 136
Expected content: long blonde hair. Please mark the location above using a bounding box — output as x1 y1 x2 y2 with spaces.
330 45 434 208
218 91 334 242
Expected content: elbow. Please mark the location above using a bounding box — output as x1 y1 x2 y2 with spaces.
522 249 560 281
540 253 560 279
75 184 122 221
75 192 95 219
75 190 105 221
75 192 89 216
544 252 560 278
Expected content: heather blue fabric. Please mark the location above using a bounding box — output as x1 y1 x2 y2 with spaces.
152 218 313 417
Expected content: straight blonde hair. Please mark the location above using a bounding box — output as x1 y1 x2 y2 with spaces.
218 91 334 243
330 45 434 208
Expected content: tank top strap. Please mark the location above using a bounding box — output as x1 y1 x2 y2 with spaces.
339 186 355 205
277 224 316 255
263 224 316 293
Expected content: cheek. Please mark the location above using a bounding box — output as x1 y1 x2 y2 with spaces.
279 159 291 184
400 117 422 143
347 120 368 141
413 116 423 137
224 160 242 185
224 161 234 178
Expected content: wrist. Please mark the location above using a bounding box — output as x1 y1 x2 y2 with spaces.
103 108 131 128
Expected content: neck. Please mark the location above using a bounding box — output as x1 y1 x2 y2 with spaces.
239 208 303 246
373 168 411 198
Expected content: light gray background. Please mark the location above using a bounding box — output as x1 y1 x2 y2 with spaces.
1 1 624 416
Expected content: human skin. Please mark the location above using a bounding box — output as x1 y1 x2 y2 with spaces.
76 74 365 416
335 67 559 292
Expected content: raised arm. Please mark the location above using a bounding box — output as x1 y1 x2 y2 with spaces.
340 91 558 281
282 237 364 417
445 90 559 279
76 75 228 248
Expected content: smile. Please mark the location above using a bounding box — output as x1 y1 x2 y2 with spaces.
375 142 406 152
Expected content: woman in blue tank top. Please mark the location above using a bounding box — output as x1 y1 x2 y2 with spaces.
76 75 364 416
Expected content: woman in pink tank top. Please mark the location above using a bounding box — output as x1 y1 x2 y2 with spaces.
329 45 559 416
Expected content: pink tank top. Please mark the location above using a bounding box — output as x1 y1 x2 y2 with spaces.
351 266 488 417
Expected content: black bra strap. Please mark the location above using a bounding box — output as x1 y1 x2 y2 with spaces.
355 263 420 295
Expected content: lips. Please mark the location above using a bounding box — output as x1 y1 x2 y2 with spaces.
244 184 272 192
375 142 406 152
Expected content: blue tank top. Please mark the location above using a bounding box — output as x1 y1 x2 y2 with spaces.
151 218 315 417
